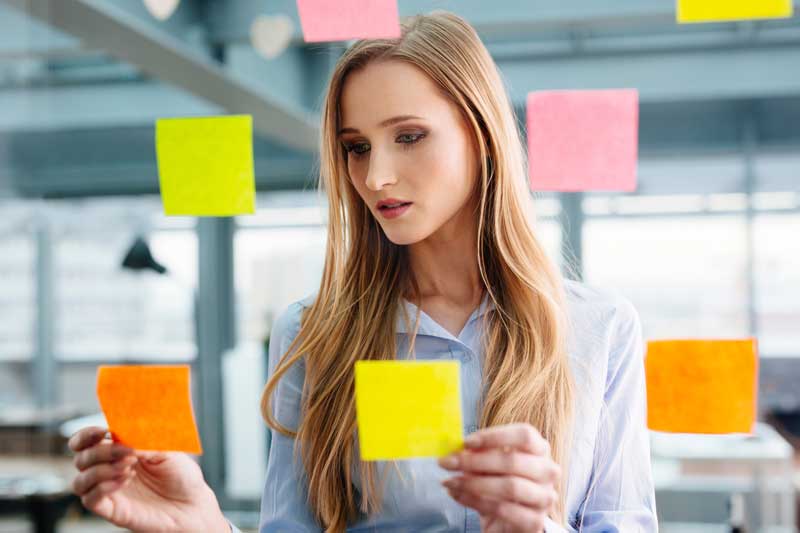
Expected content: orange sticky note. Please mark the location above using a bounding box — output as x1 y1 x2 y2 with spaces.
296 0 401 43
645 339 758 434
527 89 639 192
97 365 203 453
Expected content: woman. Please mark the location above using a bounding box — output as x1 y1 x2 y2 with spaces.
69 11 657 533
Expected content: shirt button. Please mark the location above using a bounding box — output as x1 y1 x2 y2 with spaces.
451 348 471 361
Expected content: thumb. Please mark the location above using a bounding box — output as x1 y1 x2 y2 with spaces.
135 450 170 465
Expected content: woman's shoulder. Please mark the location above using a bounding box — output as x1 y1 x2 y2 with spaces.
266 293 318 380
271 292 317 340
563 278 639 327
562 279 642 356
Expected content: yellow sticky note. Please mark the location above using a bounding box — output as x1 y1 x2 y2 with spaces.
677 0 793 23
646 339 759 434
155 115 255 216
355 361 463 461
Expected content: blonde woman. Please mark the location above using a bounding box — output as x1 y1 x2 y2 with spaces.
68 11 657 533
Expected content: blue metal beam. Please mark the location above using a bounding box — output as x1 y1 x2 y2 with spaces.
0 82 219 132
196 217 236 500
2 0 319 151
0 3 78 58
498 43 800 105
205 0 800 44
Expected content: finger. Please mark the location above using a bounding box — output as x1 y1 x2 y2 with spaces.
441 449 560 483
74 442 135 471
464 423 550 456
444 475 557 510
448 488 545 532
72 456 138 496
68 427 108 453
81 472 136 514
492 499 545 532
446 486 500 516
136 450 169 464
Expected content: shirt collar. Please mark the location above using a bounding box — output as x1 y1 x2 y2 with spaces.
396 291 495 337
299 291 496 339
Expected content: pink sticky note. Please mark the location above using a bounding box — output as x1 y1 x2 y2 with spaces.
296 0 401 42
527 89 639 192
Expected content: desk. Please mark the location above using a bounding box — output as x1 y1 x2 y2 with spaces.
652 423 796 531
0 406 82 455
0 456 77 533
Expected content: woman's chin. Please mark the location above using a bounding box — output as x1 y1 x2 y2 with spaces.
382 228 427 246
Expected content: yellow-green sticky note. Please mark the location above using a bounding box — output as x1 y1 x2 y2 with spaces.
355 360 463 461
677 0 793 23
155 115 255 216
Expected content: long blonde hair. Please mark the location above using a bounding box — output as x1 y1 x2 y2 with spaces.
261 11 574 532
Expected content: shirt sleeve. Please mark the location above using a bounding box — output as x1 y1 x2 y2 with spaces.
544 516 568 532
574 298 658 532
259 302 322 533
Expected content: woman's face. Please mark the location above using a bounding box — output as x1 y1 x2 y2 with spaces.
339 60 478 246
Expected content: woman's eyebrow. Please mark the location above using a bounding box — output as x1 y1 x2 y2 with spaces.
338 114 425 136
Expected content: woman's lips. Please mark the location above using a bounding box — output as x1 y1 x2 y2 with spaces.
378 202 413 219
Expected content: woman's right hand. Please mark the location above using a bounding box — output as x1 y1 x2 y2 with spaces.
69 426 231 532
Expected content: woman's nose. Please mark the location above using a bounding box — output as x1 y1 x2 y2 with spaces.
365 152 398 191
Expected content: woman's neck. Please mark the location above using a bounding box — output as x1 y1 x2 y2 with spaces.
406 209 483 306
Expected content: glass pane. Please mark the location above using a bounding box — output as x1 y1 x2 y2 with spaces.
235 226 326 344
754 214 800 357
0 202 36 361
584 215 749 340
534 218 562 269
53 198 197 361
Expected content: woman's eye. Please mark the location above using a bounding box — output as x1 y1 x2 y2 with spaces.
397 133 425 144
344 142 370 156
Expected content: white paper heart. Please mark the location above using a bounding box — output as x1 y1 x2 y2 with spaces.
250 14 295 60
143 0 180 21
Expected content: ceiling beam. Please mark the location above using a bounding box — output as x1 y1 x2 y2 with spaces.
0 82 219 132
2 0 319 152
6 158 317 198
206 0 800 44
499 42 800 104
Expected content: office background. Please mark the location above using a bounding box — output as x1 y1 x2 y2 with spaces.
0 1 798 531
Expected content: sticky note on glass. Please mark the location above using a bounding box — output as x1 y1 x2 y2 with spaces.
646 339 758 434
355 361 463 460
155 115 255 216
97 365 203 453
527 89 639 192
296 0 401 42
677 0 793 23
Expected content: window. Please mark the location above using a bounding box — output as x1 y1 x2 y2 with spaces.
0 202 36 361
754 213 800 357
52 198 197 361
533 194 562 268
235 193 327 344
584 215 750 341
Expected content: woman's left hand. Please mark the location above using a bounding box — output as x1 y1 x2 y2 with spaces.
438 423 560 533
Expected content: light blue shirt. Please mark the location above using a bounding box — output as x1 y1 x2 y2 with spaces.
237 280 657 532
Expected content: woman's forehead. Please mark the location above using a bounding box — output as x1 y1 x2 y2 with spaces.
339 61 451 127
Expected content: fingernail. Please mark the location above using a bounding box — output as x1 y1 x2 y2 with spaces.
464 435 480 448
438 455 459 469
112 446 132 460
442 477 461 489
115 455 136 466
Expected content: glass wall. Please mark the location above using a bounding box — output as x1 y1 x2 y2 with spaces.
52 198 197 361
